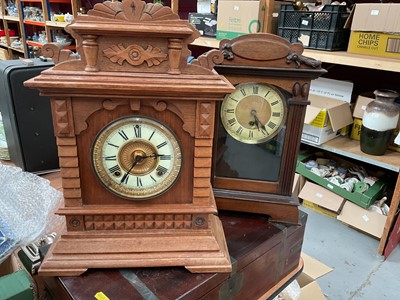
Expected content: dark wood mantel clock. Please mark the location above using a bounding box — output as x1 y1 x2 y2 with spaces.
24 0 234 276
212 34 326 224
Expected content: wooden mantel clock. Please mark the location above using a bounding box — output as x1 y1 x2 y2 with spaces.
212 34 326 224
24 0 234 276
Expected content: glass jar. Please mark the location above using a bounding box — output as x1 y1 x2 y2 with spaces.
360 89 399 156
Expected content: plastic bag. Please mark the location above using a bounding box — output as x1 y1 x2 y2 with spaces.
0 163 62 263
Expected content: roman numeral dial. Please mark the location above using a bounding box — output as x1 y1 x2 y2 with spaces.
91 116 182 200
220 82 287 144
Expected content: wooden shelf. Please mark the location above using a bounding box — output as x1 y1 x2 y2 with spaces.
192 37 400 73
4 15 19 22
302 136 400 172
9 46 25 53
192 36 220 48
303 49 400 73
46 20 69 28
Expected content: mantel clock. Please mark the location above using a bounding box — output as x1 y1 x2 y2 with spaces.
212 34 326 223
25 0 234 276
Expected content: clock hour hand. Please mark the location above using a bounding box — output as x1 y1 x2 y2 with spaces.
251 110 267 133
250 113 261 130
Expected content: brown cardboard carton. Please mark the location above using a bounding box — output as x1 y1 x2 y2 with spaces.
298 253 332 300
350 95 374 140
302 95 353 145
337 201 387 239
347 3 400 59
299 181 346 216
352 95 374 119
292 173 305 198
216 0 266 40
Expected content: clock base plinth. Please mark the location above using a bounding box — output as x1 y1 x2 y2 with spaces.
38 214 231 276
214 189 300 224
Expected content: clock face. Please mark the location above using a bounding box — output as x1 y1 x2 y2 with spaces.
220 82 287 144
91 116 182 200
215 83 289 182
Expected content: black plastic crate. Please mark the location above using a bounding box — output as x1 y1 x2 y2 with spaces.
277 4 350 50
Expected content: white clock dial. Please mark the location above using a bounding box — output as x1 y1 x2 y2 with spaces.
91 116 182 200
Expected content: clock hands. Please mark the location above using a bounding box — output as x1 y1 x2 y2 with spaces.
250 110 267 134
119 153 166 184
120 155 144 184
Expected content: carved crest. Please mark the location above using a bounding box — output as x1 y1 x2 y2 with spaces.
87 0 179 21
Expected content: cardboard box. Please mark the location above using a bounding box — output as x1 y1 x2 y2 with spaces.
301 199 339 219
337 201 387 239
350 118 362 141
299 181 345 218
298 253 332 300
292 173 305 198
216 0 266 40
347 4 400 59
189 13 217 37
302 95 353 145
352 95 374 119
296 151 388 209
0 48 10 60
350 95 374 140
302 78 354 145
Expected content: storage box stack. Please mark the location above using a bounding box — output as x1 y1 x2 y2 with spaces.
277 3 350 50
216 0 266 40
347 3 400 59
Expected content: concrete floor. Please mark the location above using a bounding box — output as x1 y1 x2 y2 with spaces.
300 206 400 300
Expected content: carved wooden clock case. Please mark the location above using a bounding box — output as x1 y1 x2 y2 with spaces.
212 34 326 224
25 0 234 276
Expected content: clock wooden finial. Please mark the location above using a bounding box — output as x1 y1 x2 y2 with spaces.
25 0 234 276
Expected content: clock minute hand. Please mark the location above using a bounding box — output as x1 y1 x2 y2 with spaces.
149 153 165 158
120 155 144 184
250 110 261 130
251 110 268 134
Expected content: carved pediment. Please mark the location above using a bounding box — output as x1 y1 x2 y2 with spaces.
24 0 235 99
87 0 178 22
44 0 212 75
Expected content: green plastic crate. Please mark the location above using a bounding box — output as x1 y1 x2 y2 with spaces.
296 152 387 209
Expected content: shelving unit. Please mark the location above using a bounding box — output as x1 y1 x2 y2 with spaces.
291 50 400 257
0 0 79 59
302 137 400 256
0 0 26 58
303 137 400 173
